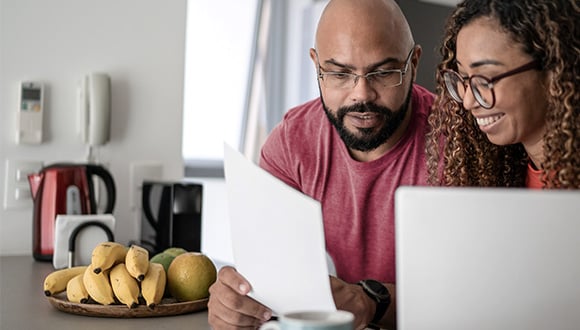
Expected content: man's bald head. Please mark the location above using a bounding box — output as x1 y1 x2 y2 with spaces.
315 0 414 59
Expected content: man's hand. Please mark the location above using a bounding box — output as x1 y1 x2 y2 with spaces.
330 277 397 330
207 266 272 329
330 276 375 330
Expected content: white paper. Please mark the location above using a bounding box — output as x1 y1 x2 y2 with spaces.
224 143 336 315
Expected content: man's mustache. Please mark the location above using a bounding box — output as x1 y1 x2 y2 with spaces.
339 102 389 116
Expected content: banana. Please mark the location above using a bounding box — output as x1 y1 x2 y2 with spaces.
43 266 87 296
109 263 140 308
141 262 167 309
125 244 149 281
91 241 127 274
66 273 90 303
83 264 115 305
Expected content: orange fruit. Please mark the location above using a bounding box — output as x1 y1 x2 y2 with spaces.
167 252 217 301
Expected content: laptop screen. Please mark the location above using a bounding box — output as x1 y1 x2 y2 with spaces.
395 186 580 330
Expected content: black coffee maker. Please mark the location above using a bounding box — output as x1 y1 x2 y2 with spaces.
140 180 203 255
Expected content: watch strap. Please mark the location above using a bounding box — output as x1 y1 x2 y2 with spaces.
357 280 390 329
369 299 388 329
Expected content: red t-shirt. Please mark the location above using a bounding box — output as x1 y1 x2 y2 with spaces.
526 163 543 189
259 84 434 283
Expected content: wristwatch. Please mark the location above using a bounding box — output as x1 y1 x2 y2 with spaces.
357 279 391 329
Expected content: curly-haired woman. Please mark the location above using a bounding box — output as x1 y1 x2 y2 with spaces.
426 0 579 189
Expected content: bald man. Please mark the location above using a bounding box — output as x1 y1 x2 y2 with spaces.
207 0 434 328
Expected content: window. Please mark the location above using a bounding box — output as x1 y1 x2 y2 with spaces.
182 0 326 177
182 0 258 176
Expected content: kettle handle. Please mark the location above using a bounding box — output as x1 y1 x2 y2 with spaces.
141 183 158 231
86 165 116 214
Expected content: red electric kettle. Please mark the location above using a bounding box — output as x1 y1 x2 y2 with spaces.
28 163 116 261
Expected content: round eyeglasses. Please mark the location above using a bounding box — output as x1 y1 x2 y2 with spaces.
441 60 540 109
316 48 414 90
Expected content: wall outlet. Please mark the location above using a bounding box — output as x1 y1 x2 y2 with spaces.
129 162 163 211
4 159 44 210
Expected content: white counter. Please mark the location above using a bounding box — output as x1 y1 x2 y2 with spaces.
0 256 211 330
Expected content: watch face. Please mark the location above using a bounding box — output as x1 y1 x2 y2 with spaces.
361 279 390 301
358 279 391 326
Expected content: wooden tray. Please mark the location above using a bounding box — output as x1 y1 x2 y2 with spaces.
46 292 208 318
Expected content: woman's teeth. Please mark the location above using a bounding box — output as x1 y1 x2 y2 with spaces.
476 114 502 126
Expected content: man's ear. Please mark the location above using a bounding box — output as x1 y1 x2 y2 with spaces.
310 48 318 67
411 45 422 82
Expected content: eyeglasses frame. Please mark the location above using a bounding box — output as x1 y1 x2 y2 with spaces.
442 59 540 109
315 47 415 90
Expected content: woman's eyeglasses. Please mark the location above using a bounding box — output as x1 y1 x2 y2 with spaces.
441 60 540 109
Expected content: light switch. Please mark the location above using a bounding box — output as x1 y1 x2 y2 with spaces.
15 187 32 200
3 159 43 209
16 168 31 182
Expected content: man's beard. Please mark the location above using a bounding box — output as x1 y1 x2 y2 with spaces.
321 83 413 152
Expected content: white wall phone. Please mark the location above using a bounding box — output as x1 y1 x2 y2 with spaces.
78 73 111 146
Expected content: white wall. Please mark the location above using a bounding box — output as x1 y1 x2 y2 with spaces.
0 0 187 255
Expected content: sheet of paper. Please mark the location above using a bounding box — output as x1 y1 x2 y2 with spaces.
223 143 336 315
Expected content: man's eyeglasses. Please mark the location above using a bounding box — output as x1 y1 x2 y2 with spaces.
441 60 540 109
316 47 414 90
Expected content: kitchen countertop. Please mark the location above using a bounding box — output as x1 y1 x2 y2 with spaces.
0 256 211 329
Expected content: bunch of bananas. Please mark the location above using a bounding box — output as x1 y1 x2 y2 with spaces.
43 242 167 309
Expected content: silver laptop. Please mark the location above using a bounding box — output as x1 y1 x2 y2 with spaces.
395 187 580 330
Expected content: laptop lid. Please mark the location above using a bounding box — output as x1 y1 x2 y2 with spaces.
395 186 580 330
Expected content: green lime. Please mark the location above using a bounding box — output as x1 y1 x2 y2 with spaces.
150 252 175 273
163 247 188 257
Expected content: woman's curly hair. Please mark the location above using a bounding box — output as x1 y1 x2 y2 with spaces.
426 0 580 188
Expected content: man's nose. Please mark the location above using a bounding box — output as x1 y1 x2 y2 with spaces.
350 75 378 103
